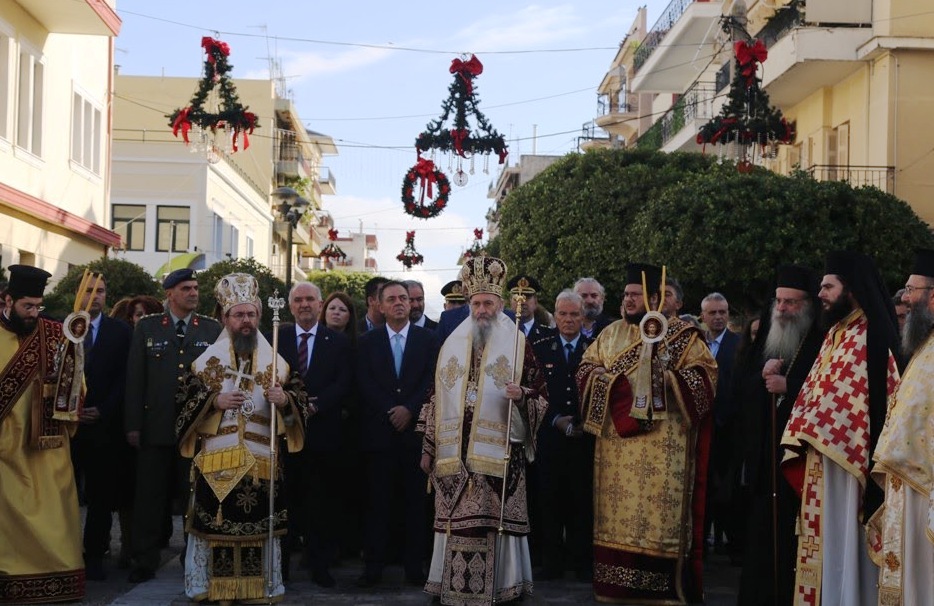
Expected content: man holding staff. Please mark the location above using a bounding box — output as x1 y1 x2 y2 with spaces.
176 273 308 602
418 256 548 605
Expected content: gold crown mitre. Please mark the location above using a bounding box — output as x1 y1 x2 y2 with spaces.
215 273 260 314
459 256 507 298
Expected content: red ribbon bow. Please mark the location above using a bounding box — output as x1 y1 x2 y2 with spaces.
414 158 437 203
450 128 468 157
328 229 339 241
231 112 256 152
450 55 483 95
734 40 767 88
172 107 192 144
201 37 231 64
406 230 416 244
473 228 483 240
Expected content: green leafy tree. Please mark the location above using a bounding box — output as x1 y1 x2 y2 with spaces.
304 269 383 323
195 258 286 333
44 257 161 320
498 148 934 314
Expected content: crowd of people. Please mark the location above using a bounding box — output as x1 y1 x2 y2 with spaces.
0 247 932 605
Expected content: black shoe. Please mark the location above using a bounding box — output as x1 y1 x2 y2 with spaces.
355 572 381 588
312 569 336 588
127 567 155 583
85 559 106 581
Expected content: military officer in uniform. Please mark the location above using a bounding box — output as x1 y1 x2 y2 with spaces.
507 274 551 342
530 289 594 580
124 269 221 583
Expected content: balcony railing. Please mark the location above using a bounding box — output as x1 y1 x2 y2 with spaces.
636 83 715 150
580 120 609 142
633 0 696 72
757 2 802 49
598 92 639 115
805 165 895 194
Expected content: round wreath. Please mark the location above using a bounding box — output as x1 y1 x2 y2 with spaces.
401 159 451 219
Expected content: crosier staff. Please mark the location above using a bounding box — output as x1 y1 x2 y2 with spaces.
491 284 527 605
266 289 285 599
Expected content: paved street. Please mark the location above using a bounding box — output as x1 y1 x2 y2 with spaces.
81 514 740 605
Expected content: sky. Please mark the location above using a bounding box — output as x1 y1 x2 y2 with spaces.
114 1 669 315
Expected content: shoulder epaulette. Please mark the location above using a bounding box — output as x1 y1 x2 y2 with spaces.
138 312 165 322
194 313 220 323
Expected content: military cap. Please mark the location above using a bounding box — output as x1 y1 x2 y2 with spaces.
506 274 541 296
441 280 466 303
162 268 196 290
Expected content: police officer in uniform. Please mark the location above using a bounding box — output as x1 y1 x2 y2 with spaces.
530 289 595 581
507 274 551 342
124 269 221 583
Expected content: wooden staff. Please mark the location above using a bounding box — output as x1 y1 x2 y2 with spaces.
266 289 286 598
492 287 527 604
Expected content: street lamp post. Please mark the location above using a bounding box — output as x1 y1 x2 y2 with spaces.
272 186 310 291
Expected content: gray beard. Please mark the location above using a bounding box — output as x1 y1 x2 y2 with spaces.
231 330 257 357
472 317 493 351
583 303 602 321
762 301 814 361
901 302 934 360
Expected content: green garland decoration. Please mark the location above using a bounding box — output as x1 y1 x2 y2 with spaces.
401 158 450 219
415 55 508 163
166 37 259 151
397 231 424 269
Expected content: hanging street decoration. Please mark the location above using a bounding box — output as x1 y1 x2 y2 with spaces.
401 157 451 219
396 231 425 269
319 229 347 262
696 39 795 171
461 228 486 261
167 37 259 160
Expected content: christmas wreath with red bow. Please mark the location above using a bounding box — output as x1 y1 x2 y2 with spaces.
396 231 424 269
319 229 347 261
401 158 451 219
166 37 258 152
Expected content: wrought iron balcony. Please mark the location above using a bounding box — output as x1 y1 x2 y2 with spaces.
805 165 895 194
636 83 716 151
633 0 696 72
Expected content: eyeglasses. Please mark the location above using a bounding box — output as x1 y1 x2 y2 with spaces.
903 285 934 295
622 291 642 300
229 311 258 321
772 297 804 307
20 303 45 312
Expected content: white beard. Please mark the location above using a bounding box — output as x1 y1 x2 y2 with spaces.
762 301 814 361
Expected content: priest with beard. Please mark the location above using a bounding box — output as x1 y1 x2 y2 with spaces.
867 248 934 604
0 265 86 603
735 265 825 606
781 251 902 606
176 273 309 603
576 263 717 605
418 256 548 606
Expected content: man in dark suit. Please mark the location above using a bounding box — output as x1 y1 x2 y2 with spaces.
357 276 389 333
72 274 132 581
507 274 551 343
403 279 437 330
699 292 741 555
356 280 439 587
574 277 614 339
124 268 221 583
530 290 594 581
276 281 351 587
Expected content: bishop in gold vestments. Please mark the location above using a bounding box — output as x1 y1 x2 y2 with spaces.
576 263 716 605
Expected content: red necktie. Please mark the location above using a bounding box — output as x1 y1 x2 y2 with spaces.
298 333 311 376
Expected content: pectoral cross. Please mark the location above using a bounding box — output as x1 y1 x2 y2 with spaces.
224 359 256 418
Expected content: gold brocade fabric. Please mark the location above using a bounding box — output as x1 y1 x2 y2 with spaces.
580 320 717 557
870 332 934 602
0 328 84 603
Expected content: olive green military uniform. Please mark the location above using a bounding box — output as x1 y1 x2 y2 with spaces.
124 312 221 574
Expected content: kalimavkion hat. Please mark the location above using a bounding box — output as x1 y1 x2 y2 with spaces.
624 263 662 294
6 265 51 298
910 248 934 279
775 264 817 294
162 268 196 290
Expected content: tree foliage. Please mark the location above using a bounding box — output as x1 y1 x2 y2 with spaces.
498 148 934 313
44 257 162 320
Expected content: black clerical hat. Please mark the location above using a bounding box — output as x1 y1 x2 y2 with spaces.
6 264 51 298
162 268 196 290
625 263 662 293
824 250 871 285
776 264 817 293
910 248 934 278
506 275 541 296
